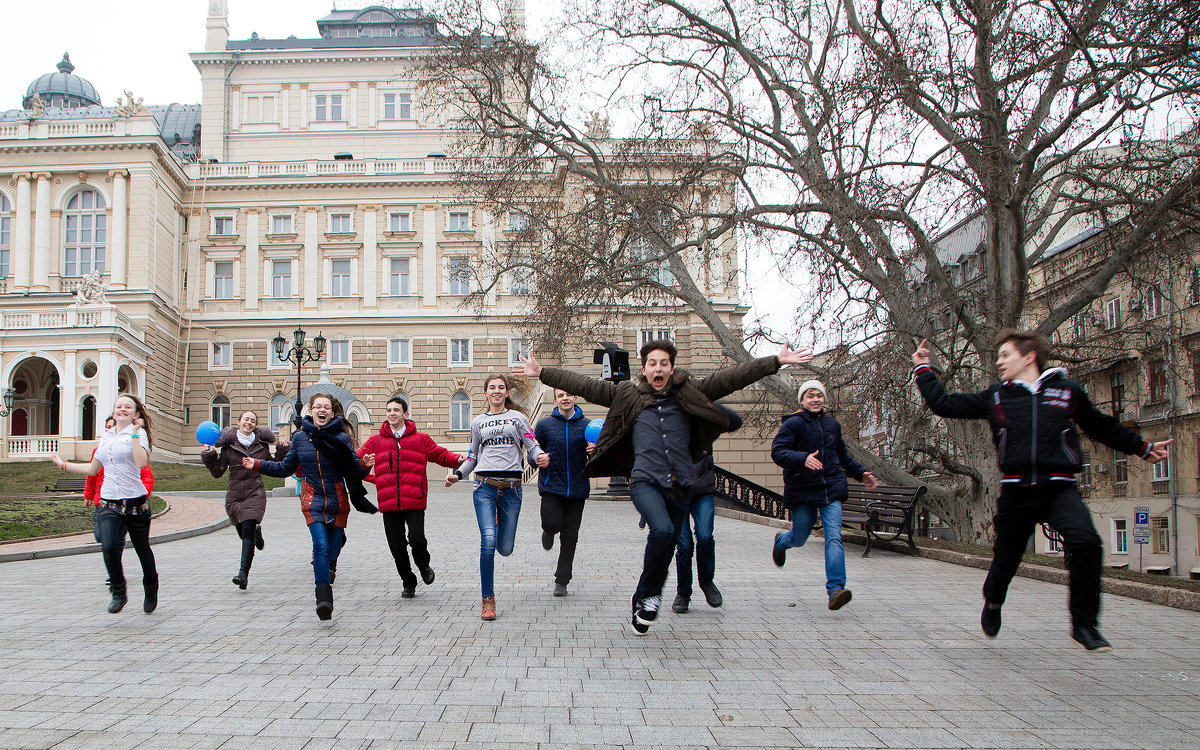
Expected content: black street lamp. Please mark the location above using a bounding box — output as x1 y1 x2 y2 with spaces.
272 326 325 429
0 387 14 417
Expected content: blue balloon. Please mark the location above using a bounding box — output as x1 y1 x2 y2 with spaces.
196 421 222 446
584 418 604 443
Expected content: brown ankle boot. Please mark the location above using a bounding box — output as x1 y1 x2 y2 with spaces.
481 596 496 621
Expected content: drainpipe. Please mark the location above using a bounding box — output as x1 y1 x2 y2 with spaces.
1164 240 1180 575
222 52 241 163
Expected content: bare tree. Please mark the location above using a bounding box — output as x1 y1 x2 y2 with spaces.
421 0 1200 541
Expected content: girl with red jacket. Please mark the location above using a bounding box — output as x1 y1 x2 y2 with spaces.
358 395 463 598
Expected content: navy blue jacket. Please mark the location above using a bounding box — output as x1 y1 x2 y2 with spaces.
256 417 371 526
771 409 866 506
535 406 590 500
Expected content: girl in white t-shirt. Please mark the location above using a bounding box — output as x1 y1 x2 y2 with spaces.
53 394 158 615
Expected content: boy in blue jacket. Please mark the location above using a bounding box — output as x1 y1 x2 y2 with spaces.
771 379 877 610
913 331 1170 652
535 388 592 597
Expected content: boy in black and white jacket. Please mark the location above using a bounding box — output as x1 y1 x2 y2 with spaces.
912 329 1170 653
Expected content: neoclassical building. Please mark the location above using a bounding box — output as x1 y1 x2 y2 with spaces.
0 3 765 481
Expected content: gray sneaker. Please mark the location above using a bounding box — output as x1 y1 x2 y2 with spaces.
553 583 568 597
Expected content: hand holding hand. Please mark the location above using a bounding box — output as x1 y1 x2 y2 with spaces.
361 452 376 469
241 456 256 470
445 473 460 487
912 339 932 367
511 353 541 378
804 453 823 471
535 453 551 468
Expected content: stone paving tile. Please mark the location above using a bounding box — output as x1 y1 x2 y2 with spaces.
2 489 1199 749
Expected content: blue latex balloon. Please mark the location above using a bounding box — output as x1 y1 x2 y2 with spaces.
584 418 604 443
195 421 221 446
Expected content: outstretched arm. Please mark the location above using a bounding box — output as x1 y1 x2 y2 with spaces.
912 339 991 419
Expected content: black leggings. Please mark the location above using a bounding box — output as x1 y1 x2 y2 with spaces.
97 498 157 595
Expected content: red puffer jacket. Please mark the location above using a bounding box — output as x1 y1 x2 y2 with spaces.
358 420 462 512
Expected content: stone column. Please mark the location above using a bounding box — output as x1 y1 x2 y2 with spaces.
298 84 309 130
363 205 378 308
12 173 31 291
303 206 319 309
97 351 118 425
108 170 129 289
32 172 51 291
61 351 77 439
245 208 260 309
422 205 437 307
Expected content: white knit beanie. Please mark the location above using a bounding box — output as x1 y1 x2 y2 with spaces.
797 379 827 401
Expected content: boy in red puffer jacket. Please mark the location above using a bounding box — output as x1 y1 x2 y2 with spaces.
358 395 464 598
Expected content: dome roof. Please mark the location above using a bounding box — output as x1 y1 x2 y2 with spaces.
24 53 101 109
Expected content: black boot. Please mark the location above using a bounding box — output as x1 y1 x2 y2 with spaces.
232 533 255 589
315 584 333 620
108 584 127 614
143 578 158 614
254 523 265 551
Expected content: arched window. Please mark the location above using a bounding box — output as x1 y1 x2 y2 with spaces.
0 194 10 278
81 396 97 440
211 394 230 428
269 394 291 430
63 189 107 277
450 391 472 431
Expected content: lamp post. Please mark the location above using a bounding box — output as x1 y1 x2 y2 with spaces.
0 387 14 417
272 326 325 429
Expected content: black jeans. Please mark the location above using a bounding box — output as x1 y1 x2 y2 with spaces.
540 492 587 585
382 509 429 588
984 483 1102 628
630 482 692 602
97 499 157 596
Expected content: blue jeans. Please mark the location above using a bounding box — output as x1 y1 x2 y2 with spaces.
308 522 345 586
631 481 692 602
473 481 522 598
776 501 846 594
675 493 715 597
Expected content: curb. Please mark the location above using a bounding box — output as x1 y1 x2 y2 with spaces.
715 506 1200 613
0 507 232 564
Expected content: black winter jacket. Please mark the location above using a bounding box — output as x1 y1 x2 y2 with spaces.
771 409 866 506
535 405 591 500
914 364 1151 485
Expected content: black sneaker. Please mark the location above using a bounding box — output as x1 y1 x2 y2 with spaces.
700 583 723 608
827 589 852 610
630 595 650 635
772 532 786 567
401 585 415 599
635 595 660 625
1071 625 1112 653
420 566 436 585
981 602 1002 637
672 594 690 614
542 531 554 550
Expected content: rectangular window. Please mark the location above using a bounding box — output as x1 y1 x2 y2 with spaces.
271 260 291 298
1113 452 1128 483
211 342 231 368
271 214 293 234
1149 357 1168 403
0 212 9 278
330 259 351 297
269 341 291 367
1071 312 1087 343
389 258 411 296
1151 517 1170 554
382 92 411 120
388 212 411 232
213 216 235 236
451 396 472 431
508 265 532 296
509 339 531 364
448 256 471 296
1112 519 1128 554
639 329 674 348
314 94 343 122
1144 285 1165 319
329 340 350 366
1110 371 1125 416
1105 297 1122 329
448 211 471 232
388 339 411 366
213 261 234 299
1191 266 1200 305
329 213 352 233
1152 455 1171 482
449 338 471 364
507 212 528 231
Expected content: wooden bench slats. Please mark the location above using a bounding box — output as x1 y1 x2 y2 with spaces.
45 477 87 493
841 484 927 557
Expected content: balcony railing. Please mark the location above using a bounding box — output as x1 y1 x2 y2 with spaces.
187 157 461 181
1 306 144 342
7 436 59 456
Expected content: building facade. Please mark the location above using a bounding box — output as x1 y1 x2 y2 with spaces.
0 4 779 486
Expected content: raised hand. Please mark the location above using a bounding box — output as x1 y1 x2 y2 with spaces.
912 339 932 366
511 353 541 378
777 344 814 366
1146 440 1173 463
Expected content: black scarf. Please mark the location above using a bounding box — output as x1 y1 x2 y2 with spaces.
304 418 378 515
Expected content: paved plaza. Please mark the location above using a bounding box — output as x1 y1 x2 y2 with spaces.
1 486 1198 749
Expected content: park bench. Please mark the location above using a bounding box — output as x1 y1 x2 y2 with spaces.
839 484 927 557
45 477 86 493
